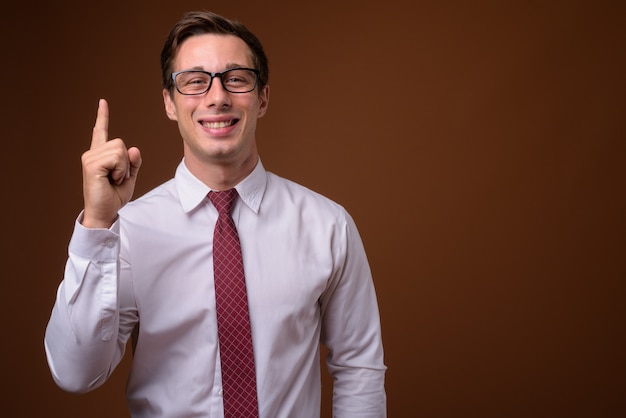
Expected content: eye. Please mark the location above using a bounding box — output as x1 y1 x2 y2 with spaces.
227 76 245 83
181 73 210 86
222 69 256 91
175 71 212 94
224 75 247 85
188 77 208 85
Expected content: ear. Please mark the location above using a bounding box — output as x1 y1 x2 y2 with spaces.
257 85 270 118
163 89 178 121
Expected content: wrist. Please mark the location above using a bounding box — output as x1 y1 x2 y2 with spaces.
81 211 117 229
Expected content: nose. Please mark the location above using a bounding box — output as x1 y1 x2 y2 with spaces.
202 76 231 109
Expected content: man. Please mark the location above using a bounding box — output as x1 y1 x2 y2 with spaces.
45 10 386 417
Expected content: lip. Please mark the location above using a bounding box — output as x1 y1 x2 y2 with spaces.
197 116 240 135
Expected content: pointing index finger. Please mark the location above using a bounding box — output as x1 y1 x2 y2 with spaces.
91 98 109 149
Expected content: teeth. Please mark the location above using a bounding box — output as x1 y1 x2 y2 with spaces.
203 120 233 129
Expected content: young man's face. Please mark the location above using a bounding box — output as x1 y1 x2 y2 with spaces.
163 34 269 173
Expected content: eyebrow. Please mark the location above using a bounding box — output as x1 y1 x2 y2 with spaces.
183 63 250 72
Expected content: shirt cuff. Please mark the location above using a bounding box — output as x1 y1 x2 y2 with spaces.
69 211 121 261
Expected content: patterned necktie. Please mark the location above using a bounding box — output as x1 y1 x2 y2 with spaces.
209 189 259 417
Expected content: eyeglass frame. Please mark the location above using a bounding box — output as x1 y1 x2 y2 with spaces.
170 67 260 95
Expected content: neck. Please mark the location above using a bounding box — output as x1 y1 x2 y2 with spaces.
184 153 258 191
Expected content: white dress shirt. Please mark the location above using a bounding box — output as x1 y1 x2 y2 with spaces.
45 159 386 417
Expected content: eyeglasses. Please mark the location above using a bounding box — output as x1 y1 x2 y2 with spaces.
171 68 259 95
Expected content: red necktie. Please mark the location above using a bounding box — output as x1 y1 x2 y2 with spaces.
209 189 259 417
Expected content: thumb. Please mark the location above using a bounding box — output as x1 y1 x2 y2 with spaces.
127 147 142 179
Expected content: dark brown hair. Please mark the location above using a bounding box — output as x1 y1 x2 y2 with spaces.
160 11 269 93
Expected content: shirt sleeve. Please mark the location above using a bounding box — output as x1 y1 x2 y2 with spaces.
320 212 387 417
44 214 137 393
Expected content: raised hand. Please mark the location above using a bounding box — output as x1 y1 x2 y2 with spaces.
81 99 142 228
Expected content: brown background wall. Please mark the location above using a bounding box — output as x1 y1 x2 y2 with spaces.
1 0 624 416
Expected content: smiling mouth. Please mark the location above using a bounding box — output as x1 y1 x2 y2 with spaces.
201 119 238 129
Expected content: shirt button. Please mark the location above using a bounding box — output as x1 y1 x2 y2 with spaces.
218 389 224 397
104 239 115 248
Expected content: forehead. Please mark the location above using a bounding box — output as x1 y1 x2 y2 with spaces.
174 33 254 71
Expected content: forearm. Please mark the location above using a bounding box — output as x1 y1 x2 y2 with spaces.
44 219 131 393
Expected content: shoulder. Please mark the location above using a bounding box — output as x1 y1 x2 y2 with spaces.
119 178 177 219
265 171 351 222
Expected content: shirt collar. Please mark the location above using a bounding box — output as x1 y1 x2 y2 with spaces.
175 158 267 214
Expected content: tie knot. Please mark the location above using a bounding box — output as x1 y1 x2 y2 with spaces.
209 189 238 216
